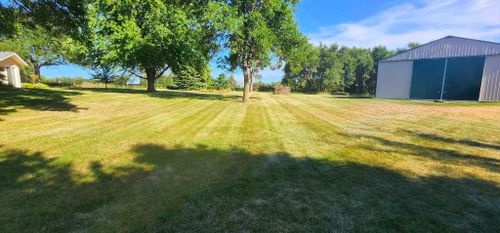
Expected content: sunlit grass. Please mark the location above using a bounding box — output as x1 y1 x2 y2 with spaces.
1 87 499 232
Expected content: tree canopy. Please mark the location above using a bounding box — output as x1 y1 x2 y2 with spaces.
0 3 19 39
213 0 304 102
85 0 214 92
0 26 74 83
283 43 395 95
1 0 410 98
7 0 87 39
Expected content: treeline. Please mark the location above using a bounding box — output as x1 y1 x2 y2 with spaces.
283 42 420 95
1 0 305 103
151 73 238 91
1 1 422 101
37 72 239 91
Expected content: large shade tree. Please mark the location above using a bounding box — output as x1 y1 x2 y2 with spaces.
213 0 303 103
6 0 87 39
0 26 73 83
0 3 19 39
86 0 213 92
1 1 88 82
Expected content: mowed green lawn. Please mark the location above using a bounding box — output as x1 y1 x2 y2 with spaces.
1 87 499 233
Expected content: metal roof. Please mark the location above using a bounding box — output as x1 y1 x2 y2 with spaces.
0 52 29 66
381 36 500 62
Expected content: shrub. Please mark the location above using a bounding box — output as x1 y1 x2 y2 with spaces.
213 74 230 90
228 76 238 90
274 85 291 94
22 83 49 89
72 77 86 87
158 75 176 89
253 82 275 92
44 76 88 87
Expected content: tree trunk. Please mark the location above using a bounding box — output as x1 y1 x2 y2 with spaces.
242 60 251 103
33 64 41 83
249 75 254 92
145 68 157 92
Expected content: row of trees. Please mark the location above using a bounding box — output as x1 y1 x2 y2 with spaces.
1 0 305 103
39 72 238 90
282 42 420 95
1 1 421 99
151 73 238 90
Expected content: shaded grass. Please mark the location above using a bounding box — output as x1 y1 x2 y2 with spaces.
0 88 499 233
0 87 83 120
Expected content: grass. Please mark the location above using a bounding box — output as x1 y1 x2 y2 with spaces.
0 87 499 233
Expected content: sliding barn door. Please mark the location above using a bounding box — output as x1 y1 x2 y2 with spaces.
410 59 446 99
443 56 485 100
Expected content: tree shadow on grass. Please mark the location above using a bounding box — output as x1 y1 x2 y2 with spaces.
0 87 83 120
72 87 244 102
0 144 498 232
331 95 373 99
401 130 500 151
338 131 499 174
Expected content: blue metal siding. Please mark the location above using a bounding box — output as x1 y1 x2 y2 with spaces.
443 56 485 100
410 59 446 99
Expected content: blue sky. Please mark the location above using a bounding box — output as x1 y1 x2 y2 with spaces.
41 0 500 83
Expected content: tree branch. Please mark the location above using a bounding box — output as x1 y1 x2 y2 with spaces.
155 65 170 79
127 68 145 79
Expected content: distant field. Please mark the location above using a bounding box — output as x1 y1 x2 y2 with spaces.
1 87 499 233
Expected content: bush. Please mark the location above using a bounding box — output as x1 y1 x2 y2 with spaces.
44 76 88 87
253 82 275 92
157 75 177 89
274 85 291 94
228 76 238 90
22 83 49 89
213 74 230 90
72 77 86 87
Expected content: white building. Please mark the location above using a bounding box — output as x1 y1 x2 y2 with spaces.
0 52 28 88
376 36 500 101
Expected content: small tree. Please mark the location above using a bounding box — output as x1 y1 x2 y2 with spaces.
92 65 117 89
214 0 304 103
157 74 176 89
114 75 130 88
408 42 421 49
72 76 85 87
175 66 210 90
228 75 238 90
395 42 422 54
214 74 230 90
